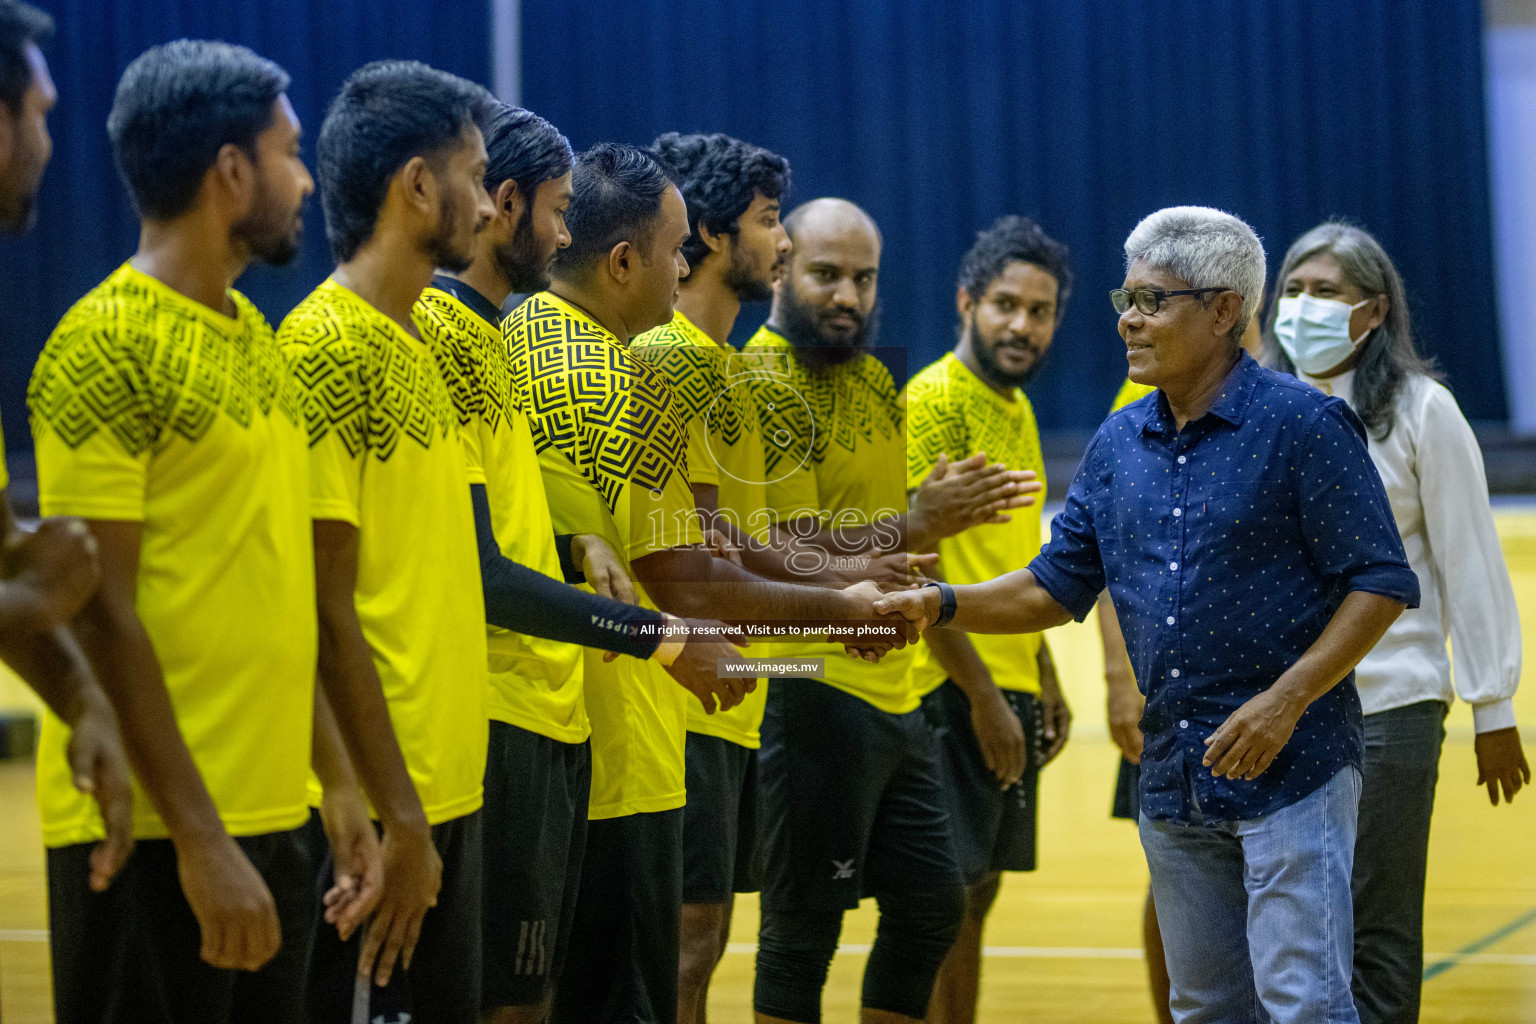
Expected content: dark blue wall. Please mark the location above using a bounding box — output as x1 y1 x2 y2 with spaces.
0 0 491 461
522 0 1505 430
0 1 1506 453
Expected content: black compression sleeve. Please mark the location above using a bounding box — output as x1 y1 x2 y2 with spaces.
471 485 662 659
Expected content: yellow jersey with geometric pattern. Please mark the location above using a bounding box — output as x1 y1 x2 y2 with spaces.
1112 377 1157 413
505 291 702 819
28 263 315 846
903 353 1047 697
281 278 487 826
632 309 768 748
743 324 916 714
417 285 587 744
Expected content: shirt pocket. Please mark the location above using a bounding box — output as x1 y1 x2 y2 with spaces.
1192 479 1298 576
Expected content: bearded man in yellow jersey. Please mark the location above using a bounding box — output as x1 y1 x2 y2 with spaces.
0 0 132 887
281 62 498 1024
743 198 1042 1024
507 144 925 1024
630 131 797 1024
30 41 384 1021
414 102 748 1024
630 138 1032 1024
903 216 1076 1024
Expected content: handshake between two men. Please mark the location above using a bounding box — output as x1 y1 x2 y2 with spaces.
631 452 1042 717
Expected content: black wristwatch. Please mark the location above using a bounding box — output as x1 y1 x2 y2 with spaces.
922 580 957 629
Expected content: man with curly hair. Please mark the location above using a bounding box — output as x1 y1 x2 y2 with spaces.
631 131 795 1024
902 215 1074 1023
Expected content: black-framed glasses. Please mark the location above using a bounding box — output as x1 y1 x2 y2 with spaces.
1110 286 1230 316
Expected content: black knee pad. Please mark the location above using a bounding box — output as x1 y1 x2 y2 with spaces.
863 883 966 1018
753 905 845 1023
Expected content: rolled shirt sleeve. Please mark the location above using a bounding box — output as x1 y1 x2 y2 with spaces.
1295 399 1420 608
1028 435 1106 621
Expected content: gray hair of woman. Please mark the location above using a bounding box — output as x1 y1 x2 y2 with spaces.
1262 221 1440 440
1124 205 1266 342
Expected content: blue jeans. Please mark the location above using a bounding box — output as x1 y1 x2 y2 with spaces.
1140 765 1362 1024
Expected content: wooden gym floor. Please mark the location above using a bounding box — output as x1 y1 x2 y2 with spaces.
3 511 1536 1022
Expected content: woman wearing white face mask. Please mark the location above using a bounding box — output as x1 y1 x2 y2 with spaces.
1264 221 1530 1024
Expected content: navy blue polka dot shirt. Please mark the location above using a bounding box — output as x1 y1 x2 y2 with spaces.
1030 352 1420 823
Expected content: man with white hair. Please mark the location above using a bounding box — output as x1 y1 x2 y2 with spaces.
875 207 1421 1023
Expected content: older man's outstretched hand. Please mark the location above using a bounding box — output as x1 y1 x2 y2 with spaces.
1202 687 1305 781
871 586 942 638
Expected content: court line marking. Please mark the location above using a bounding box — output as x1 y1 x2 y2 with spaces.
4 930 1533 969
722 942 1536 966
1422 906 1536 981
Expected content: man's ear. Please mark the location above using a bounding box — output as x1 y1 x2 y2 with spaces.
0 112 16 169
210 142 256 218
955 284 974 319
696 218 727 260
494 177 524 230
605 240 634 284
1213 291 1244 339
397 154 436 217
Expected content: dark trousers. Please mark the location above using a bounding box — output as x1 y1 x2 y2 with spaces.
1352 700 1447 1024
306 810 484 1024
47 826 316 1024
551 808 684 1024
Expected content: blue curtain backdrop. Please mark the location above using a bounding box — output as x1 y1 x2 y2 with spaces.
521 0 1505 432
0 0 490 468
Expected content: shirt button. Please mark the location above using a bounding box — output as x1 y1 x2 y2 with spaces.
1171 669 1181 678
1178 455 1187 464
1166 615 1175 625
1169 561 1179 571
1179 719 1190 729
1173 508 1183 517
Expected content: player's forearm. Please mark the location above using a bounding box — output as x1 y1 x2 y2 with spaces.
773 516 907 557
315 601 428 831
0 618 103 725
949 570 1073 635
923 626 1000 703
0 581 59 637
639 550 860 625
311 684 360 795
479 547 664 656
71 594 226 843
736 525 846 585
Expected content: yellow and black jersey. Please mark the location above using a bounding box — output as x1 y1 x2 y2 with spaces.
1113 377 1157 412
505 291 702 819
416 281 587 745
632 310 768 748
282 278 487 826
743 324 916 714
903 352 1048 696
29 263 315 846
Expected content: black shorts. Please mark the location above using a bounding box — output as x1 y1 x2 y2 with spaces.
482 722 591 1009
683 731 762 903
551 807 684 1024
307 809 483 1024
921 680 1040 882
1113 758 1141 820
46 824 316 1024
759 678 961 914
